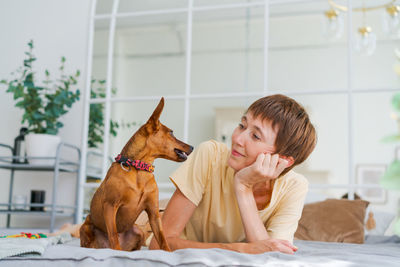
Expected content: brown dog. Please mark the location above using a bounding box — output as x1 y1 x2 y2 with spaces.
80 97 193 251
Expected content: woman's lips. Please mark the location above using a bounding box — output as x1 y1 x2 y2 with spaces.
231 149 244 157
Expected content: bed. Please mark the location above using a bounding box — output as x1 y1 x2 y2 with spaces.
1 198 399 266
0 234 399 267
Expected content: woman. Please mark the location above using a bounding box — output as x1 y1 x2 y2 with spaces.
148 94 317 254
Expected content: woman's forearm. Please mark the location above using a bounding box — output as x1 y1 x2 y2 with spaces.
149 236 245 252
234 180 269 242
150 235 296 255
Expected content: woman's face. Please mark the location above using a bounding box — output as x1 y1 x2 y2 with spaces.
227 112 278 172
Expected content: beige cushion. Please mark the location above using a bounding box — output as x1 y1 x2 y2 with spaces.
294 199 369 244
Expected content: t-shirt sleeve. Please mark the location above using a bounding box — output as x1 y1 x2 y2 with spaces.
169 141 215 206
265 174 309 243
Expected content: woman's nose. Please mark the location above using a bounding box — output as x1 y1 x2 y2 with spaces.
234 129 246 146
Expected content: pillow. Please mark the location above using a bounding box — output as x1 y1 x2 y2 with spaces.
294 198 369 244
364 208 396 236
338 192 395 236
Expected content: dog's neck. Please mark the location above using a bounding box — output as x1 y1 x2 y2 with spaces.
120 128 155 164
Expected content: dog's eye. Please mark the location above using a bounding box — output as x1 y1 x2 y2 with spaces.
169 131 174 137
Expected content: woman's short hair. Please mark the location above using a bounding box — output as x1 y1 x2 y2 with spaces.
246 94 317 175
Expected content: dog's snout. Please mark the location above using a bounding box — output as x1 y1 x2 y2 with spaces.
187 145 194 155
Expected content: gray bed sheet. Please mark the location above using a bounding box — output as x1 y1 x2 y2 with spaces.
1 235 399 267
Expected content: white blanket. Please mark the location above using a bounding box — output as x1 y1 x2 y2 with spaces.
1 235 399 267
0 233 71 259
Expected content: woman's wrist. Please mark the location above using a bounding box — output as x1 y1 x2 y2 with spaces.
234 183 252 198
234 173 254 190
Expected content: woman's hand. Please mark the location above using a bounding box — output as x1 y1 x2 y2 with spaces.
239 238 297 255
234 153 289 189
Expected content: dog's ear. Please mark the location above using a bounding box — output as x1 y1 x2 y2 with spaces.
146 97 164 131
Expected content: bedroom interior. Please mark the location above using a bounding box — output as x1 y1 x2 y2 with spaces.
0 0 400 265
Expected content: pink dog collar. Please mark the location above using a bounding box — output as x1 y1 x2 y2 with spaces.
115 154 155 173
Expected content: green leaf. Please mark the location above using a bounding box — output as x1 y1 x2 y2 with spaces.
14 85 24 99
25 72 34 83
392 93 400 112
52 106 61 117
6 84 16 93
24 60 30 68
381 134 400 143
56 121 63 128
32 111 44 120
24 80 34 89
15 100 26 108
46 128 58 135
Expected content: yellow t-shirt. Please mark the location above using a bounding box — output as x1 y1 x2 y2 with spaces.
170 140 308 244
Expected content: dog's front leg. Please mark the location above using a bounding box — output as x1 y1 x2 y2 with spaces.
146 194 171 252
103 203 121 250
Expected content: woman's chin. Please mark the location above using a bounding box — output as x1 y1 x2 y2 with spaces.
227 156 240 171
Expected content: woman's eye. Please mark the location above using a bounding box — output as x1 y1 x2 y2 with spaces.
238 123 244 129
253 134 261 140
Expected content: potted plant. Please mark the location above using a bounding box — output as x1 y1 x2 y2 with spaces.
1 40 80 164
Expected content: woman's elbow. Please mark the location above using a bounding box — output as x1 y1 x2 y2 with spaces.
148 233 179 250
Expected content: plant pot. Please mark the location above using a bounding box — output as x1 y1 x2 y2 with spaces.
25 134 61 165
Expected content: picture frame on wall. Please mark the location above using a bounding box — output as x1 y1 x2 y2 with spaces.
356 164 387 204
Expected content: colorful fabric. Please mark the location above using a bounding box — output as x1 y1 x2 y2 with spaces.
115 154 155 173
0 232 47 239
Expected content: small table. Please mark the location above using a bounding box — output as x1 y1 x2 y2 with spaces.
0 142 81 232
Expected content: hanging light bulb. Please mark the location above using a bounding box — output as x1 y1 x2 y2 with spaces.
323 8 344 39
383 4 400 37
355 1 376 56
355 26 377 56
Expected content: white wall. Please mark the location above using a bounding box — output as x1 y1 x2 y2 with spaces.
0 0 91 228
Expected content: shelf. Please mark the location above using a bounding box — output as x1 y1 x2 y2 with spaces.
0 203 75 217
0 142 81 232
0 157 79 172
0 203 75 209
0 209 74 217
